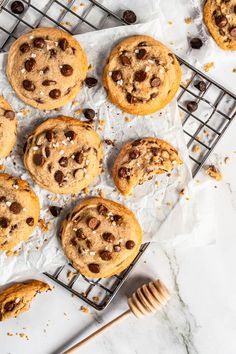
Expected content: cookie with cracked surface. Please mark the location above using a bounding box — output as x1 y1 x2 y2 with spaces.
103 35 181 115
112 138 183 196
7 27 88 110
60 197 142 278
0 96 17 158
24 116 103 194
0 173 40 251
0 280 50 322
204 0 236 50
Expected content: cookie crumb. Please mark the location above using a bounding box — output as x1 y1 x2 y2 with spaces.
83 187 89 195
74 108 82 115
92 296 100 302
203 62 214 72
233 69 236 73
6 250 13 257
168 21 173 25
72 5 78 12
125 116 132 122
0 164 5 171
224 156 230 164
88 64 93 70
80 305 89 314
104 139 114 146
184 17 192 24
7 332 14 336
179 188 185 196
19 108 30 117
38 219 49 232
206 165 222 181
67 271 76 282
192 144 201 153
18 333 29 340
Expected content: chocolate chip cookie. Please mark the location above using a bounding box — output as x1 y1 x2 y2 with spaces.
0 96 17 158
103 35 181 115
60 197 142 278
204 0 236 50
7 27 88 110
0 173 40 251
112 138 183 196
24 116 103 194
0 280 49 322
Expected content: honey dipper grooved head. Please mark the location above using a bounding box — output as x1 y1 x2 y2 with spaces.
128 280 170 318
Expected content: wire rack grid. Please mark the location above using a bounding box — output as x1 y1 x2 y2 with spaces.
0 0 235 310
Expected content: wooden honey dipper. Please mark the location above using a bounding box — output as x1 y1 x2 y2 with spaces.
63 279 170 354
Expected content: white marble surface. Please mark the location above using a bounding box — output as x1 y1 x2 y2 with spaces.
1 0 236 353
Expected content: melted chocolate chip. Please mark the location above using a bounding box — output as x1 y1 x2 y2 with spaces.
136 48 147 60
86 239 92 248
25 58 36 72
104 139 114 146
83 108 95 120
134 70 147 82
100 250 112 261
74 151 83 164
76 228 86 240
60 64 73 76
45 147 51 158
186 101 198 112
42 66 49 74
33 154 45 166
70 238 77 247
215 15 228 28
120 55 131 66
88 263 100 273
113 245 121 252
23 80 35 91
49 89 61 99
4 301 16 312
113 215 123 225
65 131 76 140
0 217 9 228
190 38 203 49
49 206 62 217
87 217 100 230
20 42 30 53
11 1 24 14
127 93 138 104
103 232 115 243
85 77 98 88
59 157 68 167
54 170 64 184
123 10 137 24
111 70 122 82
97 204 108 216
4 110 15 120
33 37 45 48
151 147 159 156
129 149 140 159
49 49 57 58
150 92 158 99
230 27 236 37
150 77 161 87
42 80 56 86
10 202 22 214
59 38 69 51
126 240 135 249
138 42 148 47
195 81 206 92
26 217 34 226
118 167 130 178
45 130 53 142
0 196 6 203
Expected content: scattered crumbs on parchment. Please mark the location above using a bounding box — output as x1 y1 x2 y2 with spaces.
60 21 73 27
81 292 87 297
104 139 114 146
233 69 236 73
205 165 222 181
92 296 100 302
74 108 82 115
13 250 20 256
83 187 90 195
166 202 172 207
179 188 185 196
203 62 214 72
224 156 230 164
38 219 49 232
192 144 201 153
71 100 79 107
19 108 30 117
0 164 5 171
72 5 78 12
80 2 85 7
67 271 76 282
7 332 14 336
99 120 105 126
203 129 209 137
88 63 93 70
155 181 159 187
181 79 191 87
19 333 29 340
185 197 190 201
6 250 13 257
184 17 192 24
96 188 106 198
196 135 201 141
80 305 90 314
125 116 132 122
168 21 173 25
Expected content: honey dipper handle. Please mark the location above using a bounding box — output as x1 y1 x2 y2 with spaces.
62 309 131 354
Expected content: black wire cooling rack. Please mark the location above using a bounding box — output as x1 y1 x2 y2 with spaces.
0 0 235 310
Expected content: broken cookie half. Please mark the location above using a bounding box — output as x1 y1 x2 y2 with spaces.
112 137 183 196
0 280 50 322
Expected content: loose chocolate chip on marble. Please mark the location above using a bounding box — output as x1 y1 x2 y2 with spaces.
33 153 45 166
60 64 73 76
186 101 198 112
59 38 69 51
136 48 147 60
49 49 57 58
150 77 161 87
215 15 228 28
10 202 22 214
59 156 68 167
33 37 45 49
85 77 98 88
126 93 138 104
74 151 83 164
113 245 121 252
88 263 100 273
190 38 203 49
122 10 137 24
0 217 9 228
49 89 61 99
45 130 53 142
129 149 140 159
4 110 15 120
151 147 159 156
126 240 135 249
97 204 108 216
113 214 123 225
42 80 56 86
25 58 36 72
76 228 86 240
23 80 35 91
0 196 6 203
111 70 122 82
87 217 100 230
120 55 131 66
65 130 76 141
134 70 147 82
26 217 34 226
20 42 30 53
4 301 16 312
49 206 62 217
118 167 130 178
230 27 236 37
54 170 64 184
103 232 115 243
45 147 51 158
195 81 206 92
11 1 24 14
83 108 95 120
100 250 112 261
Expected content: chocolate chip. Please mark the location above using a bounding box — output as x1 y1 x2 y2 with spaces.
186 101 198 112
0 196 6 203
136 48 147 60
59 157 68 167
23 142 27 153
33 154 45 166
190 38 203 49
23 80 35 91
70 238 77 247
150 92 158 99
59 38 69 51
151 147 159 156
10 202 22 214
49 49 57 58
83 108 95 120
45 130 53 142
0 217 9 228
42 80 56 86
126 240 135 249
111 70 122 82
4 110 15 120
113 245 121 252
4 301 16 312
123 10 137 24
85 77 98 88
87 217 100 230
120 55 131 66
20 42 30 53
42 66 49 74
127 93 138 104
215 15 228 28
26 217 34 226
45 147 50 158
54 170 64 184
33 37 45 49
97 204 108 216
134 70 147 82
150 77 161 87
60 64 73 76
195 81 206 92
103 232 115 243
76 228 86 240
25 58 36 72
49 89 61 99
113 214 123 225
74 151 83 164
129 149 140 159
138 42 148 47
49 206 62 217
230 27 236 37
100 250 112 261
88 263 100 273
11 1 24 14
65 131 76 141
118 167 130 178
